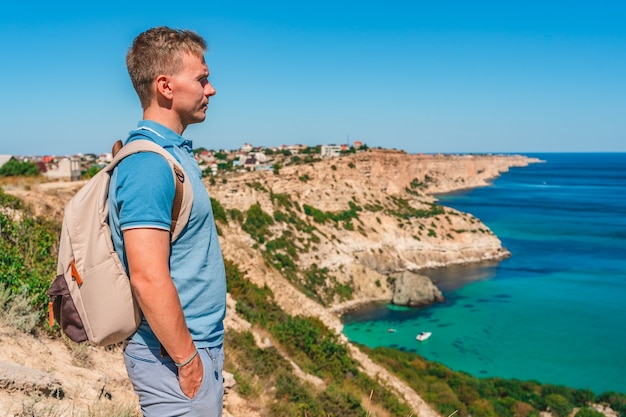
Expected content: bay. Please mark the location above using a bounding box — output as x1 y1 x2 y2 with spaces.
342 153 626 394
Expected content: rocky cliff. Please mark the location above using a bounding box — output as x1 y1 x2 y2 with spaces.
209 150 539 318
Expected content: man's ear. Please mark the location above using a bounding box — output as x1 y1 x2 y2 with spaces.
155 74 174 100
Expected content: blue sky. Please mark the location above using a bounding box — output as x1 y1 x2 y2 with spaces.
1 1 624 155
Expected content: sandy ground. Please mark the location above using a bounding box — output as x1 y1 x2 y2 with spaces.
0 323 137 416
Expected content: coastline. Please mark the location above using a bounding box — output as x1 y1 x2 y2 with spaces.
342 153 626 396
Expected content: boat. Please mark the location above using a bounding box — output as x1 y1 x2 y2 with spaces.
387 328 396 333
416 331 432 342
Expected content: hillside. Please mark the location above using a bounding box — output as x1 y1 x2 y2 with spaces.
1 150 553 416
209 150 536 314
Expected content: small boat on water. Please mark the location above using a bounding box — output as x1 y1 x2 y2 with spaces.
416 331 432 342
387 328 396 333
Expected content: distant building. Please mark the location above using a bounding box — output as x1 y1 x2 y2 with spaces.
289 144 308 154
98 152 113 164
254 164 273 171
320 145 342 158
244 157 257 170
43 157 81 181
0 155 14 169
253 152 269 163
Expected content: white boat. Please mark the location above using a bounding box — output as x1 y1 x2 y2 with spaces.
416 331 432 342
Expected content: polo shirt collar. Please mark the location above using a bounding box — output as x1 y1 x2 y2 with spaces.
133 120 193 151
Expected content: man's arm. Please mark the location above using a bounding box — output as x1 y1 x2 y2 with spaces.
123 228 203 398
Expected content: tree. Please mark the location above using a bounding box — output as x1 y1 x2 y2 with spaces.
0 159 39 176
82 165 102 179
545 394 573 417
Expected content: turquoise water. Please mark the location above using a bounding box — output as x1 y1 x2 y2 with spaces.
342 153 626 394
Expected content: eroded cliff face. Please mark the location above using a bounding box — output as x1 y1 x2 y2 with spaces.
208 150 540 320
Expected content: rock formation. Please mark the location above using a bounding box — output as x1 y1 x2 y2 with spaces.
391 271 444 307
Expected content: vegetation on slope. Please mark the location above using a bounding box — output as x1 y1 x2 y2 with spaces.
225 258 412 416
2 183 625 417
0 188 57 333
362 345 624 417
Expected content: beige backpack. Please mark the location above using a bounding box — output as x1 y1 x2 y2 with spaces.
47 139 193 346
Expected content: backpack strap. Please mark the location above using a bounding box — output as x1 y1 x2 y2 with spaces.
110 139 192 241
171 165 185 233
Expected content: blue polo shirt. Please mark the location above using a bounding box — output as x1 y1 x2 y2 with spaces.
108 120 226 348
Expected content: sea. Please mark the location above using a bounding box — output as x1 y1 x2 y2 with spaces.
342 153 626 395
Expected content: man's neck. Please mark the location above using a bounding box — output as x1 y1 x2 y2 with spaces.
143 107 185 136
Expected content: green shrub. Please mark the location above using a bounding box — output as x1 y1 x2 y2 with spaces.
0 159 39 176
82 165 103 179
544 393 573 417
272 372 321 416
303 204 329 224
318 383 363 417
242 203 274 243
0 189 59 324
597 392 626 415
333 282 353 302
302 202 361 229
575 407 605 417
210 197 228 224
572 388 596 406
270 193 293 209
229 208 244 223
246 181 267 192
386 196 445 220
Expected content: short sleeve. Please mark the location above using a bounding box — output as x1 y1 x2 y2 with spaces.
113 152 175 231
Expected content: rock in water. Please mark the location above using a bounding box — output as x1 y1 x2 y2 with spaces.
391 271 444 307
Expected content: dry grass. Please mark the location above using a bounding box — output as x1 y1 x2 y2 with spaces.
86 401 141 417
0 175 46 189
13 399 140 417
0 284 40 334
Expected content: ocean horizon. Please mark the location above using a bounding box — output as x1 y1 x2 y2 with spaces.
342 152 626 394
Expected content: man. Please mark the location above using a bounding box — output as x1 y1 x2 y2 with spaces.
108 27 226 416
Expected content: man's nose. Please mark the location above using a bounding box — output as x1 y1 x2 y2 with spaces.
205 81 216 97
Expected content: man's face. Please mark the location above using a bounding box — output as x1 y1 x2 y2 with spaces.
169 52 216 129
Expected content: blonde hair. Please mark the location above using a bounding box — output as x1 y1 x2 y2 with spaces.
126 26 207 108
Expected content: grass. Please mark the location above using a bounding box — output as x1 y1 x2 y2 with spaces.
12 398 140 417
0 282 40 334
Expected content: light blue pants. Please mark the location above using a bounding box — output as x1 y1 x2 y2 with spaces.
124 341 224 417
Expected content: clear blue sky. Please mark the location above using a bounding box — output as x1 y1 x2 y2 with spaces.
1 1 624 156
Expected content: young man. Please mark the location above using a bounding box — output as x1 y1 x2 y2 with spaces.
108 27 226 416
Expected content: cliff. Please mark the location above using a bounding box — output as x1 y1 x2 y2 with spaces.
210 150 539 318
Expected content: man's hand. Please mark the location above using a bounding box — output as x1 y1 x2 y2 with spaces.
178 352 204 399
